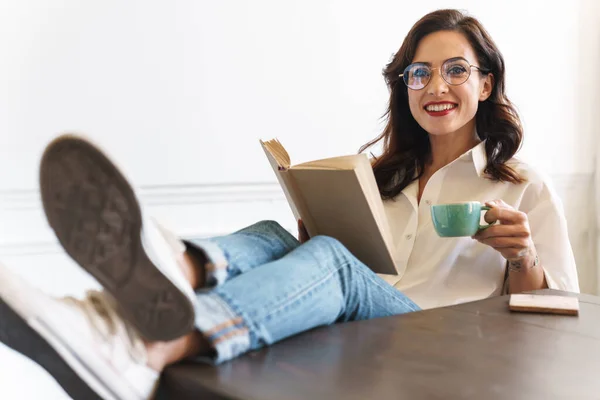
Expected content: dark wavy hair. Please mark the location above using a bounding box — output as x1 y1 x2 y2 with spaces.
360 9 525 199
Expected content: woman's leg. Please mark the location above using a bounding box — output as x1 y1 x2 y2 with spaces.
191 235 420 364
183 219 300 288
144 233 420 369
9 134 419 398
37 135 298 341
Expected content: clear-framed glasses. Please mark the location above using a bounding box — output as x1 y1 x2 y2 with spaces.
399 57 490 90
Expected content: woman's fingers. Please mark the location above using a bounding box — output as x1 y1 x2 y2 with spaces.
475 235 530 249
483 205 527 225
298 219 309 243
474 224 530 240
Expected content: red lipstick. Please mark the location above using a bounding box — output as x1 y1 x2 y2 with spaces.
423 101 458 117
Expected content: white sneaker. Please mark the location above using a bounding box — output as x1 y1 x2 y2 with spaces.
0 263 160 400
39 134 197 341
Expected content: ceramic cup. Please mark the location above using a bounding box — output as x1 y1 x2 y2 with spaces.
430 201 492 237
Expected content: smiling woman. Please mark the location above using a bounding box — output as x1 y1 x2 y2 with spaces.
359 9 577 304
361 14 524 201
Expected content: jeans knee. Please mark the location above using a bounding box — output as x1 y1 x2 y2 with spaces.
240 220 294 242
247 220 298 248
253 220 286 234
306 236 357 274
309 235 347 254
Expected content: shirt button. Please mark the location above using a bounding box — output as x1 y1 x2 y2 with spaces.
405 234 413 240
425 200 431 205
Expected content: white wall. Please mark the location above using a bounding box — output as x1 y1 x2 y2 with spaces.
0 0 591 188
0 1 598 399
581 0 600 298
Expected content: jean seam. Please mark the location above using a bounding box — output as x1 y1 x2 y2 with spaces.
261 253 419 321
350 262 421 312
327 249 420 312
214 288 263 347
342 262 420 312
261 259 348 321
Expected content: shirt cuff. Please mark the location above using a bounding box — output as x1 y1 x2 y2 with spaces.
542 267 560 290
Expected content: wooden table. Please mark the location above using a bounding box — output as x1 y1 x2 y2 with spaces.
156 290 600 400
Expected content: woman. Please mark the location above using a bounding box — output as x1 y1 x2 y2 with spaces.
0 8 579 400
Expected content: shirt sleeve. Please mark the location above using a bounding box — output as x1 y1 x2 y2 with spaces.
523 196 580 293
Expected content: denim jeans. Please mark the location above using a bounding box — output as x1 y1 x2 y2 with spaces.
185 220 420 364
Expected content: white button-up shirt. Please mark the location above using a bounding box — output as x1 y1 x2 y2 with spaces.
378 141 580 310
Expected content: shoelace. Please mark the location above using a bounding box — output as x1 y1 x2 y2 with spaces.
62 290 148 364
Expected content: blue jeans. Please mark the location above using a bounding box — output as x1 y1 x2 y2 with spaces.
185 220 420 364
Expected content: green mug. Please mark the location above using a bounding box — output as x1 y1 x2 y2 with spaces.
430 201 492 237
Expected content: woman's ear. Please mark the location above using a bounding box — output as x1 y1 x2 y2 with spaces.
479 73 494 101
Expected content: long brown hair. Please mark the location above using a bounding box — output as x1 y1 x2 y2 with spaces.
360 9 525 199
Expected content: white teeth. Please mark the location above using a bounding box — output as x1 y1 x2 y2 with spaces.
425 103 457 112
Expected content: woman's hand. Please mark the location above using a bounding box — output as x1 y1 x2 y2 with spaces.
472 199 536 265
473 199 547 292
298 219 309 244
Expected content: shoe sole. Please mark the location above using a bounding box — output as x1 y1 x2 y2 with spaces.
0 298 104 400
39 135 194 341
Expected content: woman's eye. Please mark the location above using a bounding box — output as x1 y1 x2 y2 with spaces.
412 67 430 77
447 65 468 76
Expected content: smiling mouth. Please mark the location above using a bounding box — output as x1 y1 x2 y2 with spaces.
424 103 458 112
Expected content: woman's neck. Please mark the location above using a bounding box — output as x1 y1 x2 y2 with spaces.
426 128 481 173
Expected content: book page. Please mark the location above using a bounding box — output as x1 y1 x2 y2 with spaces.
260 141 302 221
260 139 291 169
293 154 369 170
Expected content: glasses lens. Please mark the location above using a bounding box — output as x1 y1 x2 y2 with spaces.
403 63 430 90
442 59 471 85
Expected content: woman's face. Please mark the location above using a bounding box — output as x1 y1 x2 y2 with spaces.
407 30 493 138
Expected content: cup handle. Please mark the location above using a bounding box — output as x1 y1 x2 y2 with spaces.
478 206 493 230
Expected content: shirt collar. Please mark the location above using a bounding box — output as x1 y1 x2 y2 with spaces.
404 138 488 183
460 140 487 177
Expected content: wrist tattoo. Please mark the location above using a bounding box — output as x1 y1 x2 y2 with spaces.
508 254 539 272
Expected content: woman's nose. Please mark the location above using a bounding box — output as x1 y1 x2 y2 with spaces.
427 69 449 95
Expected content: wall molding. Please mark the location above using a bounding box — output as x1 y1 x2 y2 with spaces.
0 181 289 257
0 182 284 210
2 173 590 208
0 174 596 274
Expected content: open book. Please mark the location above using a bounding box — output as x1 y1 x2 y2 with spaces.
260 139 398 275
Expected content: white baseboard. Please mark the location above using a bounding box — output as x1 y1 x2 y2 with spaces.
0 182 293 257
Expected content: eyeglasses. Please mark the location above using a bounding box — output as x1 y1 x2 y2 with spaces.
399 57 490 90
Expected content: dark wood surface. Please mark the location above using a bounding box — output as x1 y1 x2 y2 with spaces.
156 290 600 400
